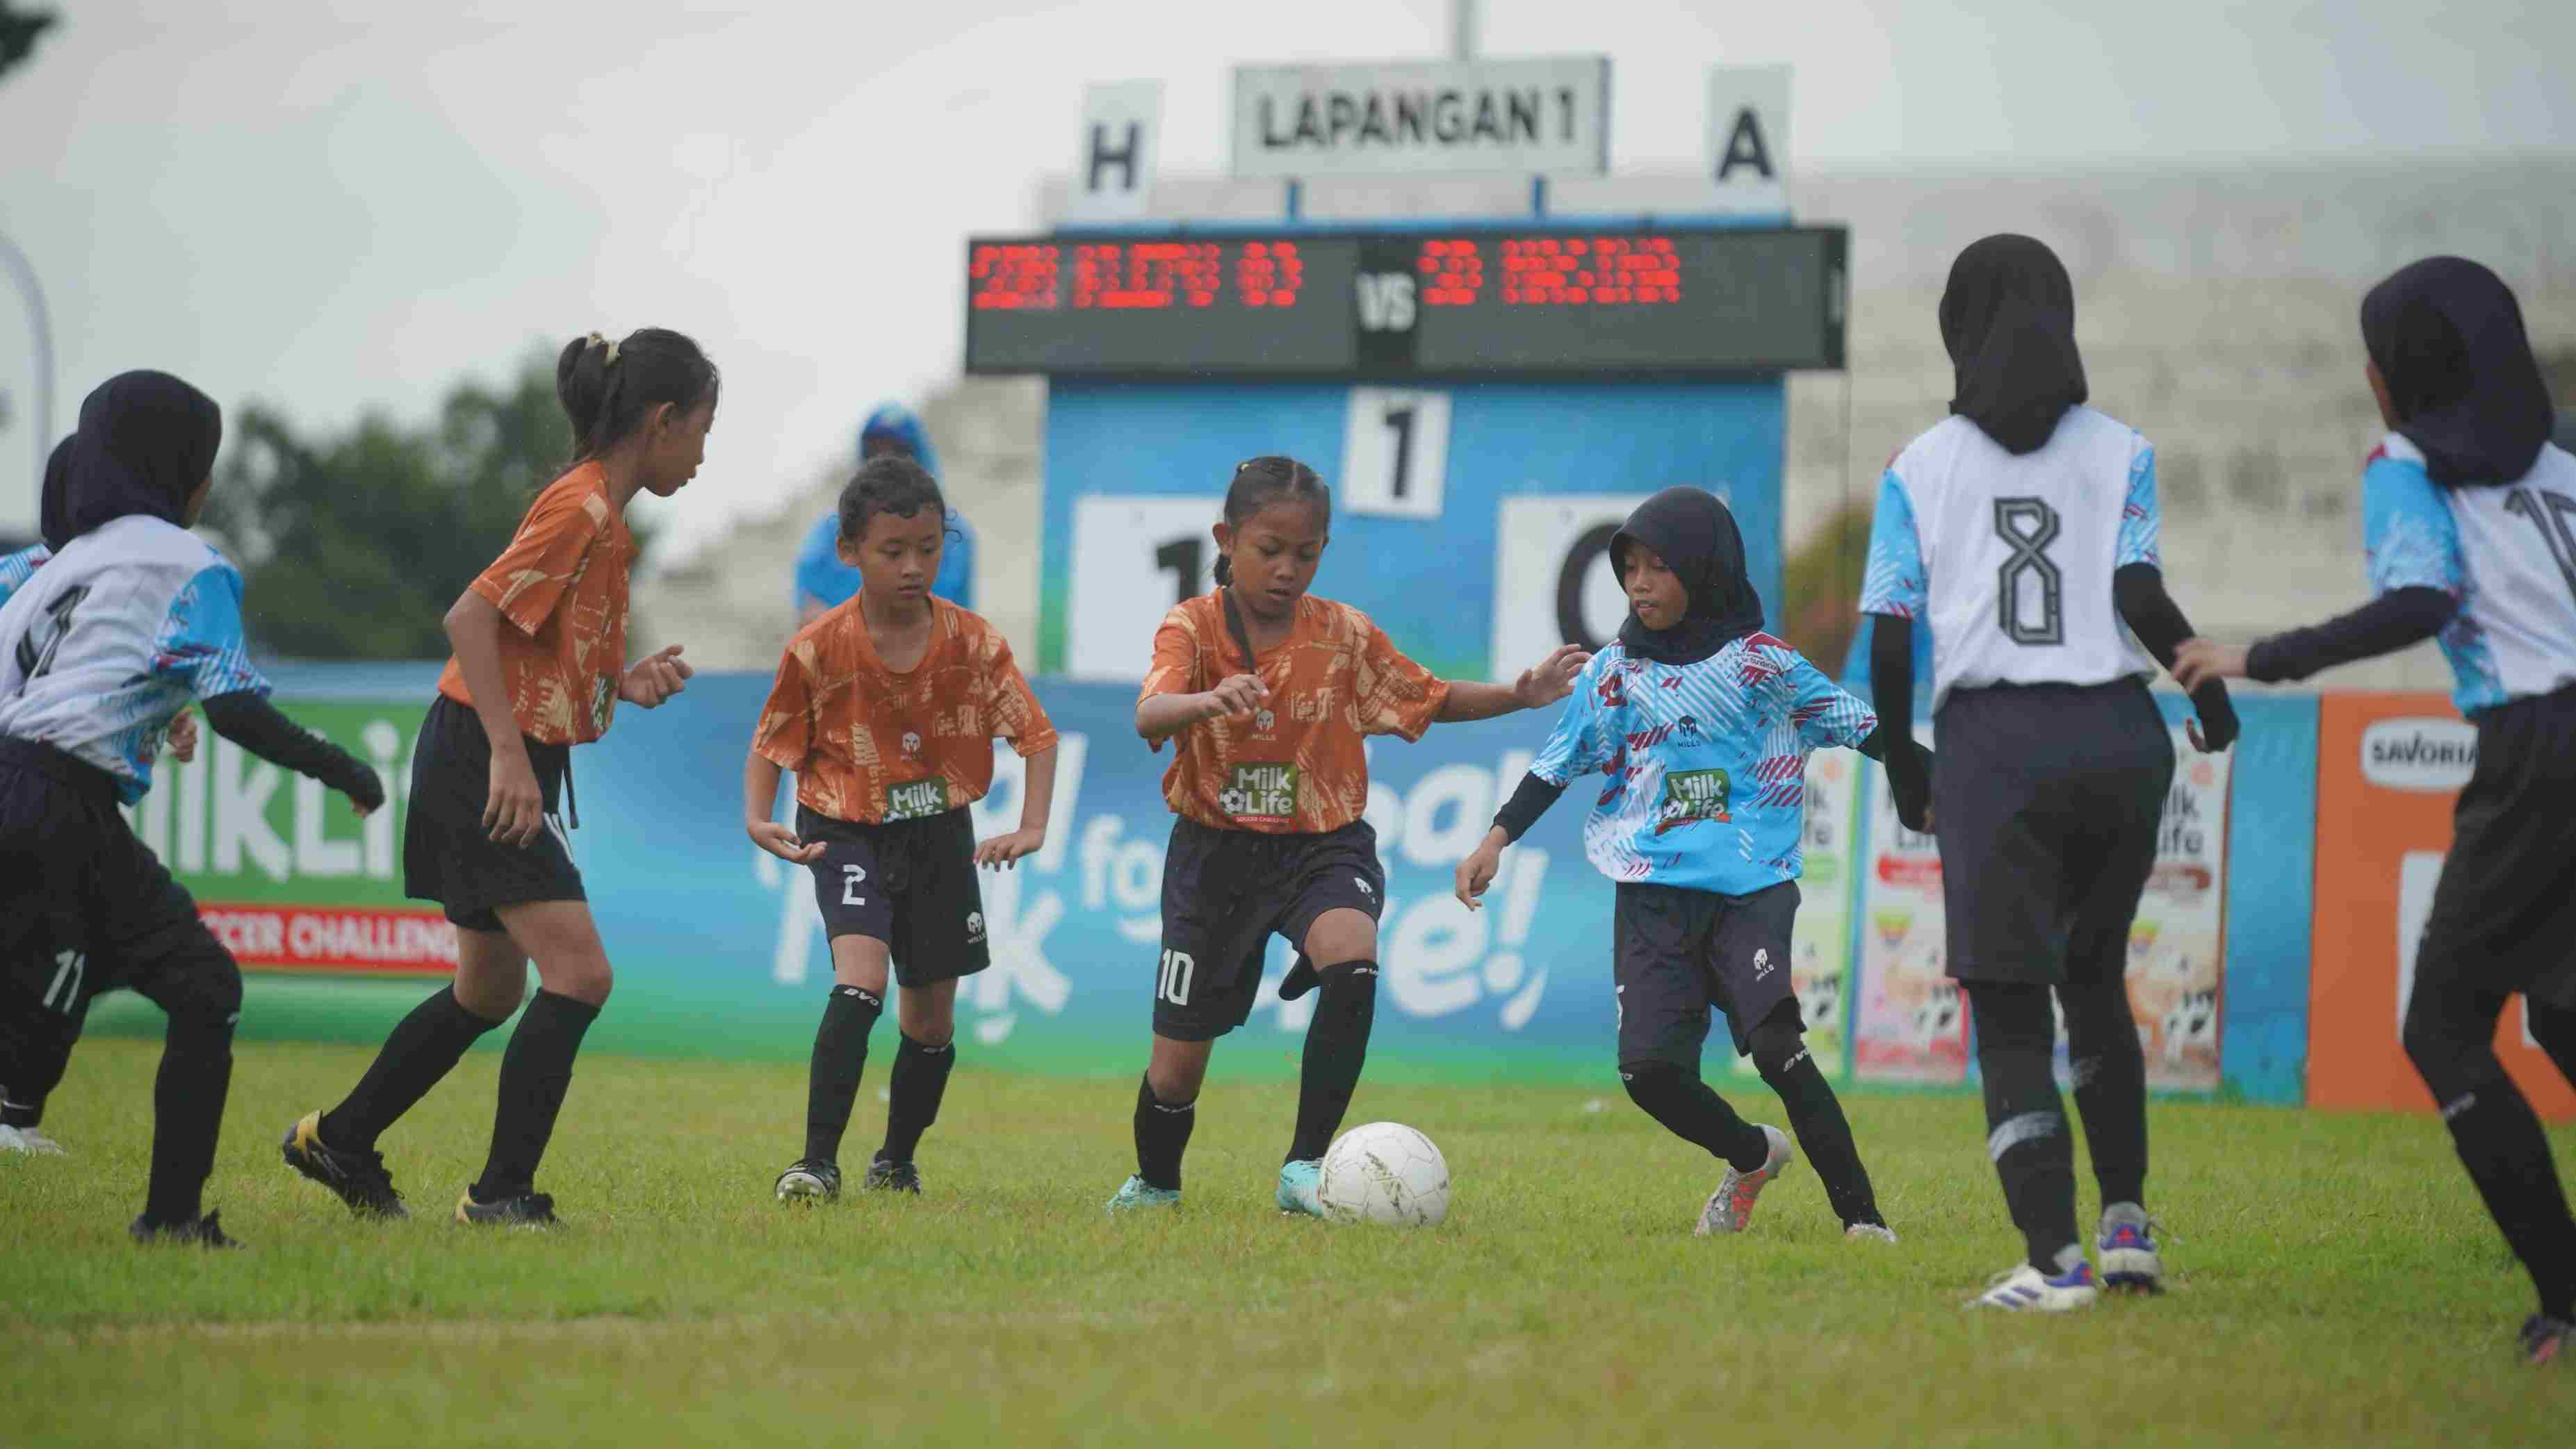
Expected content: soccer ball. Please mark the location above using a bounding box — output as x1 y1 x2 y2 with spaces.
1317 1122 1450 1227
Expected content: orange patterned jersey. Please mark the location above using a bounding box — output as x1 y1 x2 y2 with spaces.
437 462 633 744
1141 591 1449 835
753 598 1057 824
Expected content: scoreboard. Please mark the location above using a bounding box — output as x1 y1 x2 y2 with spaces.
966 224 1845 378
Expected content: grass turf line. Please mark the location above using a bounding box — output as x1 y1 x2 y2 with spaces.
2 1040 2566 1448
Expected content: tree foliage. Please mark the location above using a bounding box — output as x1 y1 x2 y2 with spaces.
206 350 646 661
0 2 58 84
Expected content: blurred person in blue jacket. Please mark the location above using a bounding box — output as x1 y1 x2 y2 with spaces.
793 404 973 623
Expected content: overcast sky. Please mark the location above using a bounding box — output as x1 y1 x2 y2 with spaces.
2 0 2570 552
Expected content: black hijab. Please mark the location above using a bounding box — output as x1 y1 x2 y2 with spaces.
1940 234 2088 455
38 435 74 551
1611 486 1764 666
2361 256 2553 487
58 370 224 542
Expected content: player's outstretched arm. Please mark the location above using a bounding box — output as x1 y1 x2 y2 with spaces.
1435 644 1592 722
1456 772 1570 907
2114 564 2239 751
2174 588 2456 694
201 691 383 815
1136 673 1266 742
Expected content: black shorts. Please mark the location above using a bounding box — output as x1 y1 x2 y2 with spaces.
1152 817 1384 1042
1932 679 2174 987
402 694 583 933
1614 880 1802 1069
2417 686 2576 1011
0 737 232 1020
797 805 990 988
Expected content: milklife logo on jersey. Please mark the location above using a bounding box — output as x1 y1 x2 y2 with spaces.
1656 767 1731 832
2360 718 2477 792
1221 762 1299 824
886 778 951 821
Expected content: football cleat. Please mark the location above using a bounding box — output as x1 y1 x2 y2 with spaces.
279 1112 407 1219
862 1156 922 1195
2097 1203 2164 1292
454 1189 560 1228
2522 1314 2570 1366
1275 1159 1325 1218
1968 1258 2100 1311
775 1159 842 1204
1696 1126 1794 1236
129 1211 243 1249
1105 1175 1181 1215
1845 1222 1899 1245
0 1123 65 1155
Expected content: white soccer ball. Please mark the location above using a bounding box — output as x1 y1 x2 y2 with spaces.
1317 1121 1450 1227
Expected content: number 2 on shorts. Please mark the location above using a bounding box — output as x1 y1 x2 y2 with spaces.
842 865 867 906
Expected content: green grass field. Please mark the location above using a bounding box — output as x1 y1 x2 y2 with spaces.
3 1040 2566 1448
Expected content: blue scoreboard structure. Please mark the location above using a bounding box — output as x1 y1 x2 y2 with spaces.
963 220 1848 683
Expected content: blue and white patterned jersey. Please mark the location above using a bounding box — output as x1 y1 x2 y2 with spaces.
1858 408 2162 711
2364 434 2576 715
0 543 47 606
0 516 268 802
1528 633 1876 895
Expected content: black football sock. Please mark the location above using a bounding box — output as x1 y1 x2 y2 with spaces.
801 985 883 1163
471 990 598 1201
2409 987 2576 1321
1133 1073 1196 1191
0 1003 76 1129
1278 954 1320 1001
879 1032 955 1163
140 1009 234 1227
321 986 506 1153
2061 978 2150 1209
1756 1051 1881 1227
1970 983 2080 1268
1622 1059 1772 1172
1287 961 1378 1162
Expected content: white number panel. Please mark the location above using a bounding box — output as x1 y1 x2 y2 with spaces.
1068 495 1223 683
1489 493 1655 673
1340 388 1451 520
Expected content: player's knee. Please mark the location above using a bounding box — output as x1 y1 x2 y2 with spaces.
539 956 613 1007
1967 983 2055 1057
1312 960 1379 1033
1620 1058 1686 1113
2399 988 2489 1101
157 947 243 1031
1747 1015 1811 1083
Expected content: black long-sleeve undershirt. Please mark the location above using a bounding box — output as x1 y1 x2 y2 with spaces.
2245 586 2456 684
1865 618 1934 829
2114 563 2238 749
200 691 385 810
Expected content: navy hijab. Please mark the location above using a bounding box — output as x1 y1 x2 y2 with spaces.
1611 486 1764 666
38 435 74 550
58 370 224 542
2361 257 2553 487
1940 234 2089 456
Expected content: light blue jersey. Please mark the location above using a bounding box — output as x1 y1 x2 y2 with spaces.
2365 433 2576 714
0 516 268 802
0 543 47 606
1529 632 1876 894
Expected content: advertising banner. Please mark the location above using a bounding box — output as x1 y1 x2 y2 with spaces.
2307 694 2575 1118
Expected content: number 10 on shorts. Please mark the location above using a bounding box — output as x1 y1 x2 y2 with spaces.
1157 949 1196 1006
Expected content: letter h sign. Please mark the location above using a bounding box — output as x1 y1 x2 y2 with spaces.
1070 81 1163 222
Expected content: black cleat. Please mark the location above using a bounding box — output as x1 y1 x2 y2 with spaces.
454 1189 560 1228
130 1210 243 1249
2523 1313 2570 1366
776 1159 842 1203
863 1156 922 1194
281 1112 408 1219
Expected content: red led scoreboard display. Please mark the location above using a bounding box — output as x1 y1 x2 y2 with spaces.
965 225 1845 377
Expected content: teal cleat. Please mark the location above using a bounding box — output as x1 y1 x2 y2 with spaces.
1106 1174 1181 1215
1275 1159 1325 1218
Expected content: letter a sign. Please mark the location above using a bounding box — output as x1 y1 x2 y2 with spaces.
1068 80 1161 222
1703 65 1788 215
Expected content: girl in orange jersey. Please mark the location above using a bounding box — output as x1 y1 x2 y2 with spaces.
1107 456 1588 1216
284 329 715 1228
747 455 1058 1203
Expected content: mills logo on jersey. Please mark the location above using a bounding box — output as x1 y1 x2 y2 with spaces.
1529 633 1875 895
